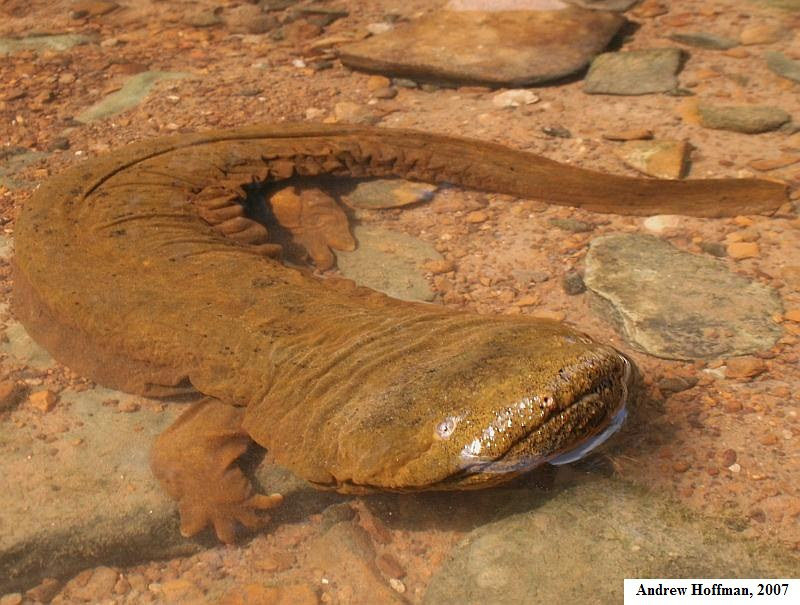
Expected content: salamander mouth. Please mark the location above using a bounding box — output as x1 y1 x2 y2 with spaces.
441 353 634 488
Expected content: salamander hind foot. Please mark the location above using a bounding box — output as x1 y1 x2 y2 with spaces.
150 398 283 543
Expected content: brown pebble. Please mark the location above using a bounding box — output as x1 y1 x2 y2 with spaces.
631 0 668 18
759 433 779 446
25 577 61 603
726 241 760 259
723 400 743 413
376 552 406 579
423 259 455 274
372 86 398 99
721 448 737 467
0 595 23 605
673 461 691 473
366 75 391 91
514 294 539 307
28 389 58 412
117 400 141 413
748 154 800 172
465 210 488 223
725 356 767 379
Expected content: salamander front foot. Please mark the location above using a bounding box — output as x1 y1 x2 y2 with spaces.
150 397 283 543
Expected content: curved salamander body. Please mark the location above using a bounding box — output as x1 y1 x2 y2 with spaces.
13 124 786 541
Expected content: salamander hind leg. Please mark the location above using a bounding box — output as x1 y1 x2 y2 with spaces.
150 397 283 543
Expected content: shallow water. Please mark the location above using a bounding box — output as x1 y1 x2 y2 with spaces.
2 0 799 603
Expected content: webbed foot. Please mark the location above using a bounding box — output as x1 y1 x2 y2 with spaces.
150 398 283 543
269 185 355 270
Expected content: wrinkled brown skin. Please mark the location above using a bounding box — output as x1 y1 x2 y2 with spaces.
13 123 787 542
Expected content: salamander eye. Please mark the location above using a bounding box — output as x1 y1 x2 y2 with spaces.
435 416 460 439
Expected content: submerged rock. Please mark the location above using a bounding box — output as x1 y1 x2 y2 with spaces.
423 478 798 604
77 71 189 123
583 234 782 359
615 139 689 179
584 48 683 95
337 8 624 86
343 179 437 209
0 33 94 55
668 31 739 50
335 226 442 302
766 51 800 84
697 104 791 134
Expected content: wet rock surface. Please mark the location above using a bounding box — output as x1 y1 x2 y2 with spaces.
584 234 783 359
337 8 624 86
697 104 791 134
335 225 442 302
423 478 798 604
584 48 683 95
766 51 800 84
76 71 189 123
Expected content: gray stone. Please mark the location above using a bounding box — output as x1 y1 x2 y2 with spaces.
697 104 791 134
335 225 442 302
766 51 800 84
0 34 94 55
585 48 683 95
584 234 782 359
668 32 739 50
342 179 436 209
76 71 189 123
0 150 49 190
423 478 798 604
338 8 625 86
562 270 586 295
548 217 595 232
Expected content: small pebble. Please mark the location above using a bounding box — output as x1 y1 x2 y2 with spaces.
643 214 681 234
725 356 767 379
366 75 392 91
562 271 586 295
726 241 759 259
465 210 488 223
388 578 406 594
699 241 726 257
423 259 455 274
491 89 539 108
372 86 397 99
28 389 58 412
721 448 737 466
542 125 572 138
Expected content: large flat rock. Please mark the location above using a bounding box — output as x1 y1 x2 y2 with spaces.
423 477 799 604
338 8 625 86
584 234 783 359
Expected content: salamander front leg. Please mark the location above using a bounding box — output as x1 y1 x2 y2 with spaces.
150 397 283 543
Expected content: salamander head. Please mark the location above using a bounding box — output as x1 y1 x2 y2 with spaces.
327 319 636 491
